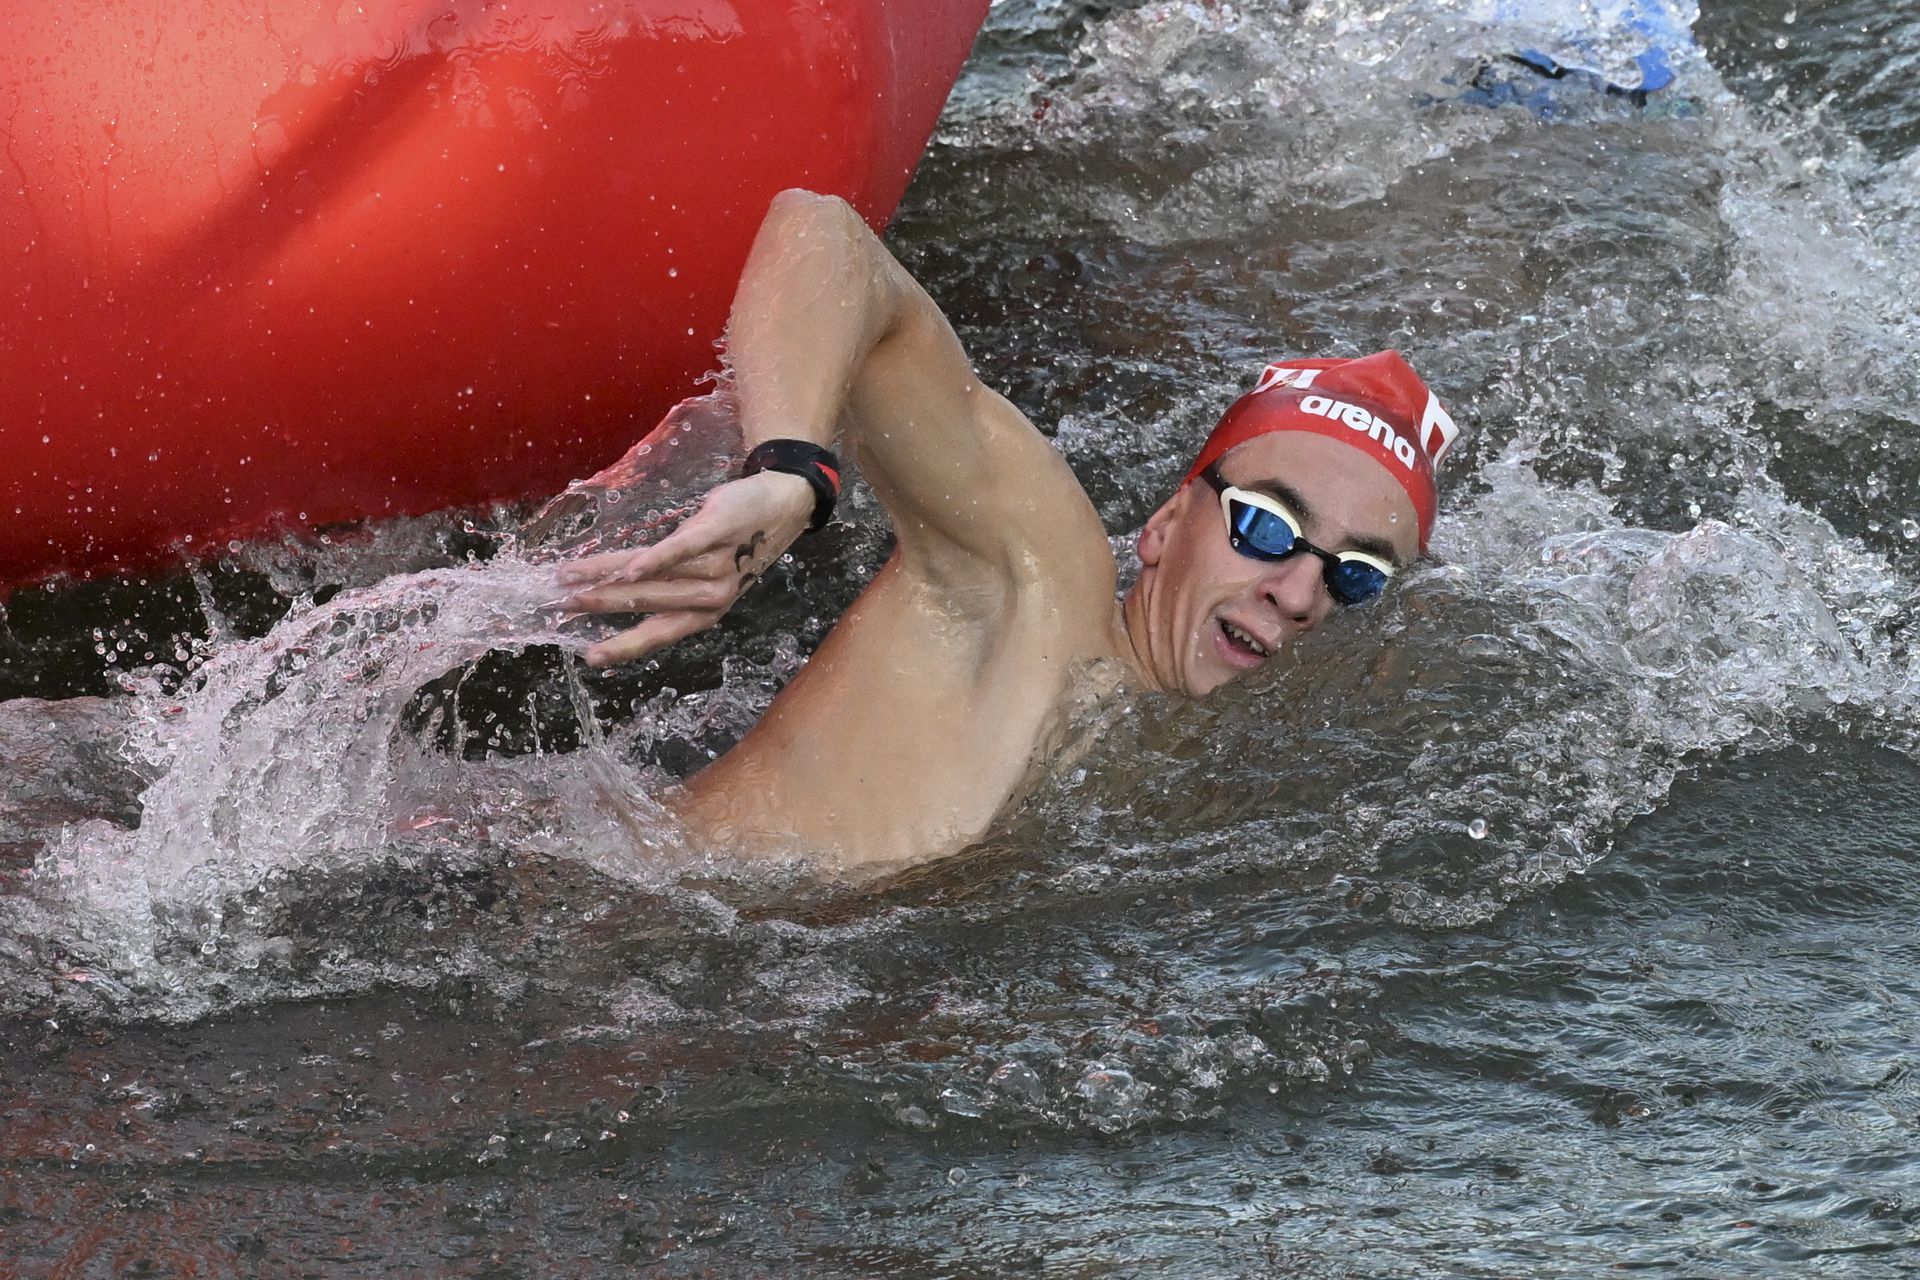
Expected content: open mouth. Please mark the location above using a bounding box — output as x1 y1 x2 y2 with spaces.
1217 617 1271 664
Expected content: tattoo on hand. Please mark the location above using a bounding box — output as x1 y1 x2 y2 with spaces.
734 529 769 592
732 530 768 571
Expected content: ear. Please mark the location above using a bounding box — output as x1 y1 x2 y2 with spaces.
1136 485 1188 568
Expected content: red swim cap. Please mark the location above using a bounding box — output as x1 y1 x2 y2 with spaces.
1184 350 1460 549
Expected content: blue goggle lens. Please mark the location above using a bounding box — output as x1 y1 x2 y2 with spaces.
1325 557 1390 607
1228 501 1296 557
1225 497 1390 607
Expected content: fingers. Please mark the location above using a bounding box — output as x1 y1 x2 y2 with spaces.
553 540 657 587
549 473 810 669
563 573 741 617
554 514 736 589
554 541 691 591
557 539 762 617
583 610 718 668
554 472 810 591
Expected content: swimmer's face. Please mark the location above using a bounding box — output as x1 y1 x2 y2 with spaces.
1128 431 1420 697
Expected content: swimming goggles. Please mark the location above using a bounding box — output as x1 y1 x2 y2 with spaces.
1200 465 1395 607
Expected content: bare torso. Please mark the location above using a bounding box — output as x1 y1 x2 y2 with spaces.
558 195 1143 873
674 548 1128 870
676 383 1131 870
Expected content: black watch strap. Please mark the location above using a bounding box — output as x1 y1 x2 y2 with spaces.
741 439 842 534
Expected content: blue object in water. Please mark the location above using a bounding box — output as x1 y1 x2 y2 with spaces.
1459 0 1695 112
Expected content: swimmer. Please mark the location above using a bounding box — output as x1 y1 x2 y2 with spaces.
557 190 1459 871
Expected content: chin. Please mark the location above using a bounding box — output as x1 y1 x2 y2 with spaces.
1183 658 1241 698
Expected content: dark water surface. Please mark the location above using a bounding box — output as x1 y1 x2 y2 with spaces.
5 1 1920 1275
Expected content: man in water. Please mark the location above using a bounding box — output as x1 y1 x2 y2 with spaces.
558 190 1459 871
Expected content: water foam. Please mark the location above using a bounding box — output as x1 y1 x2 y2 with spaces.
1 395 790 1020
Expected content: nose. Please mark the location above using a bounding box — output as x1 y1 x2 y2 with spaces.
1261 553 1326 626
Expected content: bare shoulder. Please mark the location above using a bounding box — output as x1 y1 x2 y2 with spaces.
749 191 1117 619
848 299 1118 612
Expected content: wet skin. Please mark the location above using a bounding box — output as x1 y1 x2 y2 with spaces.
558 190 1421 872
1127 431 1417 698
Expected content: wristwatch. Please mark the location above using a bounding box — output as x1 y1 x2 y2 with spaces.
741 439 842 534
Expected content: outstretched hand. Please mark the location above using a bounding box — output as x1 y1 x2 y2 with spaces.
553 469 816 667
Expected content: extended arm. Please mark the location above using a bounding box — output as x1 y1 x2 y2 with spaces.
726 189 1064 572
559 189 1080 664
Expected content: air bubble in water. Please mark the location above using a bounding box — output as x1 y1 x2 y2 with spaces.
990 1059 1044 1105
1466 817 1489 840
1902 518 1918 541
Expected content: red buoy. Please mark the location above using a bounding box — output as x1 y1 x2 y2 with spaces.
0 0 989 586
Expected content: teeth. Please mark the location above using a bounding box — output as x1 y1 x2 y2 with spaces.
1224 621 1268 657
